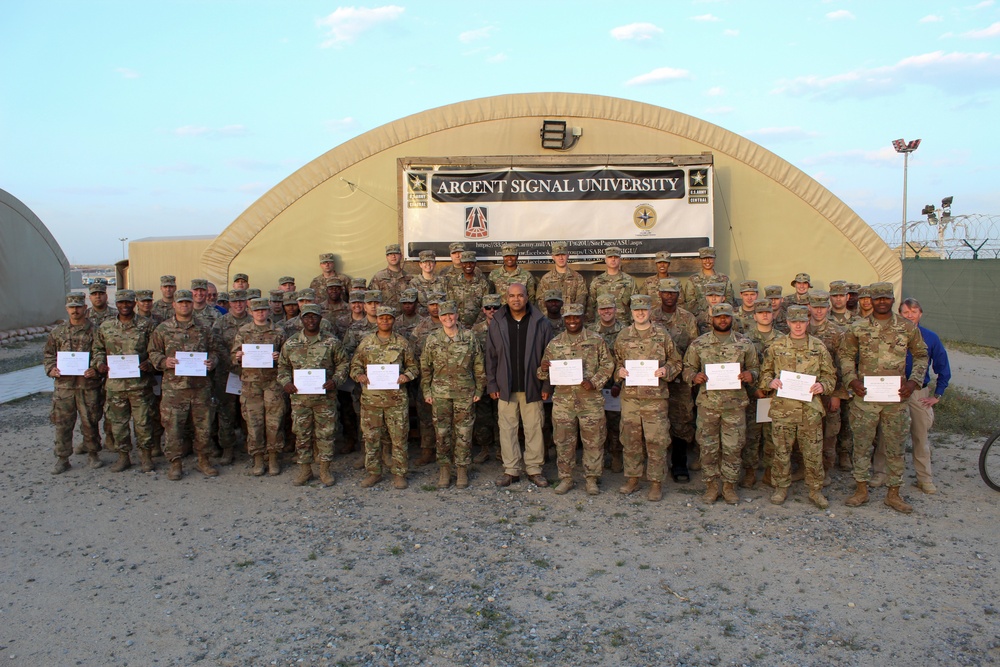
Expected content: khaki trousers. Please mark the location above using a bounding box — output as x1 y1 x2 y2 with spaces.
497 392 545 477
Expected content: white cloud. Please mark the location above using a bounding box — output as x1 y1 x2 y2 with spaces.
971 0 994 9
610 22 663 41
963 21 1000 38
704 106 734 114
825 10 856 20
459 26 494 43
173 125 249 138
487 53 508 63
325 117 357 132
115 67 139 79
919 14 943 23
316 5 405 47
723 28 740 37
690 13 720 22
801 146 899 167
624 66 692 86
705 86 725 96
745 126 819 142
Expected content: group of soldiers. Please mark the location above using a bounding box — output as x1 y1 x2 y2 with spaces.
45 241 931 513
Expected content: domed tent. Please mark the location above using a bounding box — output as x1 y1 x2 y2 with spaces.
201 93 897 292
0 188 70 331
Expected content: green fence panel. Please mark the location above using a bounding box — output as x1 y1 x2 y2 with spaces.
902 259 999 348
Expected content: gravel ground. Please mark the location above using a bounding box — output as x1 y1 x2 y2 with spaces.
1 395 999 666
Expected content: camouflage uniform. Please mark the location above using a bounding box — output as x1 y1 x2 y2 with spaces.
212 311 251 455
276 329 348 464
93 314 156 456
322 299 349 321
489 266 537 305
807 315 849 469
410 274 447 316
536 268 587 312
539 325 614 482
394 311 423 342
87 306 116 327
310 273 350 299
280 313 335 339
448 272 492 329
587 271 636 324
233 321 287 457
472 312 499 457
409 315 443 451
368 269 411 310
587 317 624 467
44 317 102 459
682 272 735 316
421 326 485 468
152 299 175 325
744 324 784 473
649 305 699 444
350 330 418 476
192 304 219 328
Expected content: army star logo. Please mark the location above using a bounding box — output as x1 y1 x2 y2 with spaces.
689 169 707 187
408 173 426 193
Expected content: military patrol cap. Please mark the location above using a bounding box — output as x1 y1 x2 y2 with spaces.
385 243 402 255
349 291 365 303
501 243 518 256
427 290 447 305
654 250 672 263
551 241 568 255
282 292 298 305
786 305 809 322
160 275 176 287
658 278 681 293
846 282 861 294
739 280 759 293
482 294 502 308
376 305 396 318
704 282 726 297
562 303 585 318
808 290 830 307
319 252 336 262
217 292 230 303
364 290 383 303
791 272 811 287
399 288 418 303
279 276 295 285
135 289 154 301
175 289 194 302
711 303 734 317
350 277 367 290
250 298 270 311
448 242 466 253
88 282 107 294
246 288 262 299
300 304 322 317
542 289 564 303
418 250 436 262
437 300 458 315
460 250 476 262
698 246 716 259
66 293 86 306
870 282 894 299
269 289 284 301
233 273 249 282
828 280 849 296
326 277 345 288
296 288 316 301
605 246 623 258
596 294 616 309
630 294 652 310
190 278 208 291
753 299 772 313
115 289 136 302
764 285 783 299
858 285 872 298
229 289 248 301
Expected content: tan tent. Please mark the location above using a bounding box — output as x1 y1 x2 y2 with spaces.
200 93 898 292
0 188 70 330
128 235 217 292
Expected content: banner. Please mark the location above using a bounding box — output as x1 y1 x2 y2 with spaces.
402 164 713 260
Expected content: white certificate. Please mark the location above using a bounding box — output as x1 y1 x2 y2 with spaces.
624 359 659 387
864 375 901 403
777 370 816 403
706 363 741 391
226 372 242 395
756 397 772 423
108 354 141 379
174 351 208 377
241 344 274 369
549 359 583 386
293 368 326 395
602 388 621 412
57 351 90 376
367 364 400 390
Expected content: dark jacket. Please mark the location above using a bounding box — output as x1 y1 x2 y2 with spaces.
486 303 553 403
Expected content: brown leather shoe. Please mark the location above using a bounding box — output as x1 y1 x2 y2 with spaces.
722 482 739 505
393 474 408 490
196 455 219 478
293 463 313 486
702 479 720 504
884 486 913 514
528 473 549 488
809 489 830 509
585 477 600 496
646 482 663 502
844 481 869 507
770 487 788 505
495 473 520 487
553 479 574 495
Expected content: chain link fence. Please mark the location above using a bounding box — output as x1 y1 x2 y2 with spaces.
870 213 1000 259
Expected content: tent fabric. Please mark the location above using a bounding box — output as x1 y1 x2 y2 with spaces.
0 188 70 330
128 235 216 292
200 93 898 293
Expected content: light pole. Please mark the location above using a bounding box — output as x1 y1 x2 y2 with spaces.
892 138 921 260
119 237 128 260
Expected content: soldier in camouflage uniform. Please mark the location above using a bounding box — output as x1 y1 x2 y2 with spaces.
152 275 177 324
840 282 928 513
614 294 683 502
211 289 252 465
231 273 249 291
829 280 856 470
539 303 614 496
472 294 502 463
335 290 367 340
309 252 349 298
190 278 220 327
806 290 850 483
588 294 624 472
148 289 219 481
441 242 487 288
640 251 676 298
489 243 537 305
765 284 789 334
279 276 297 293
394 288 423 341
351 306 419 489
828 281 855 326
541 289 566 335
586 246 636 325
277 304 348 487
758 305 837 509
268 289 286 324
696 283 744 335
368 243 412 310
281 289 336 339
536 241 587 312
448 250 492 328
233 298 287 476
410 250 446 316
135 289 165 452
734 280 759 332
93 290 157 473
782 272 812 309
409 290 446 466
86 281 116 453
856 285 874 318
681 246 735 316
650 278 700 481
683 302 759 505
742 299 784 488
846 282 861 315
321 277 350 321
45 293 102 473
421 300 485 489
343 290 382 465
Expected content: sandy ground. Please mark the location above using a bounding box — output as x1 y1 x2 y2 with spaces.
1 392 999 666
948 350 1000 400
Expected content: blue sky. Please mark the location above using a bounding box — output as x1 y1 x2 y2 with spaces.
2 0 998 264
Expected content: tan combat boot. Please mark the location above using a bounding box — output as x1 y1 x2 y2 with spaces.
473 448 491 464
167 460 183 481
293 463 313 486
647 482 663 502
319 461 335 487
138 449 154 473
416 448 435 466
455 466 469 489
218 447 234 466
702 479 720 504
740 467 756 489
87 452 103 469
51 457 71 475
619 477 641 495
110 452 132 473
393 474 408 490
770 486 788 505
844 481 869 507
809 489 829 510
585 477 600 496
353 455 367 470
884 486 913 514
251 454 266 477
360 473 382 488
197 454 219 478
610 451 623 473
267 452 281 476
553 478 574 495
437 464 451 489
722 482 739 505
